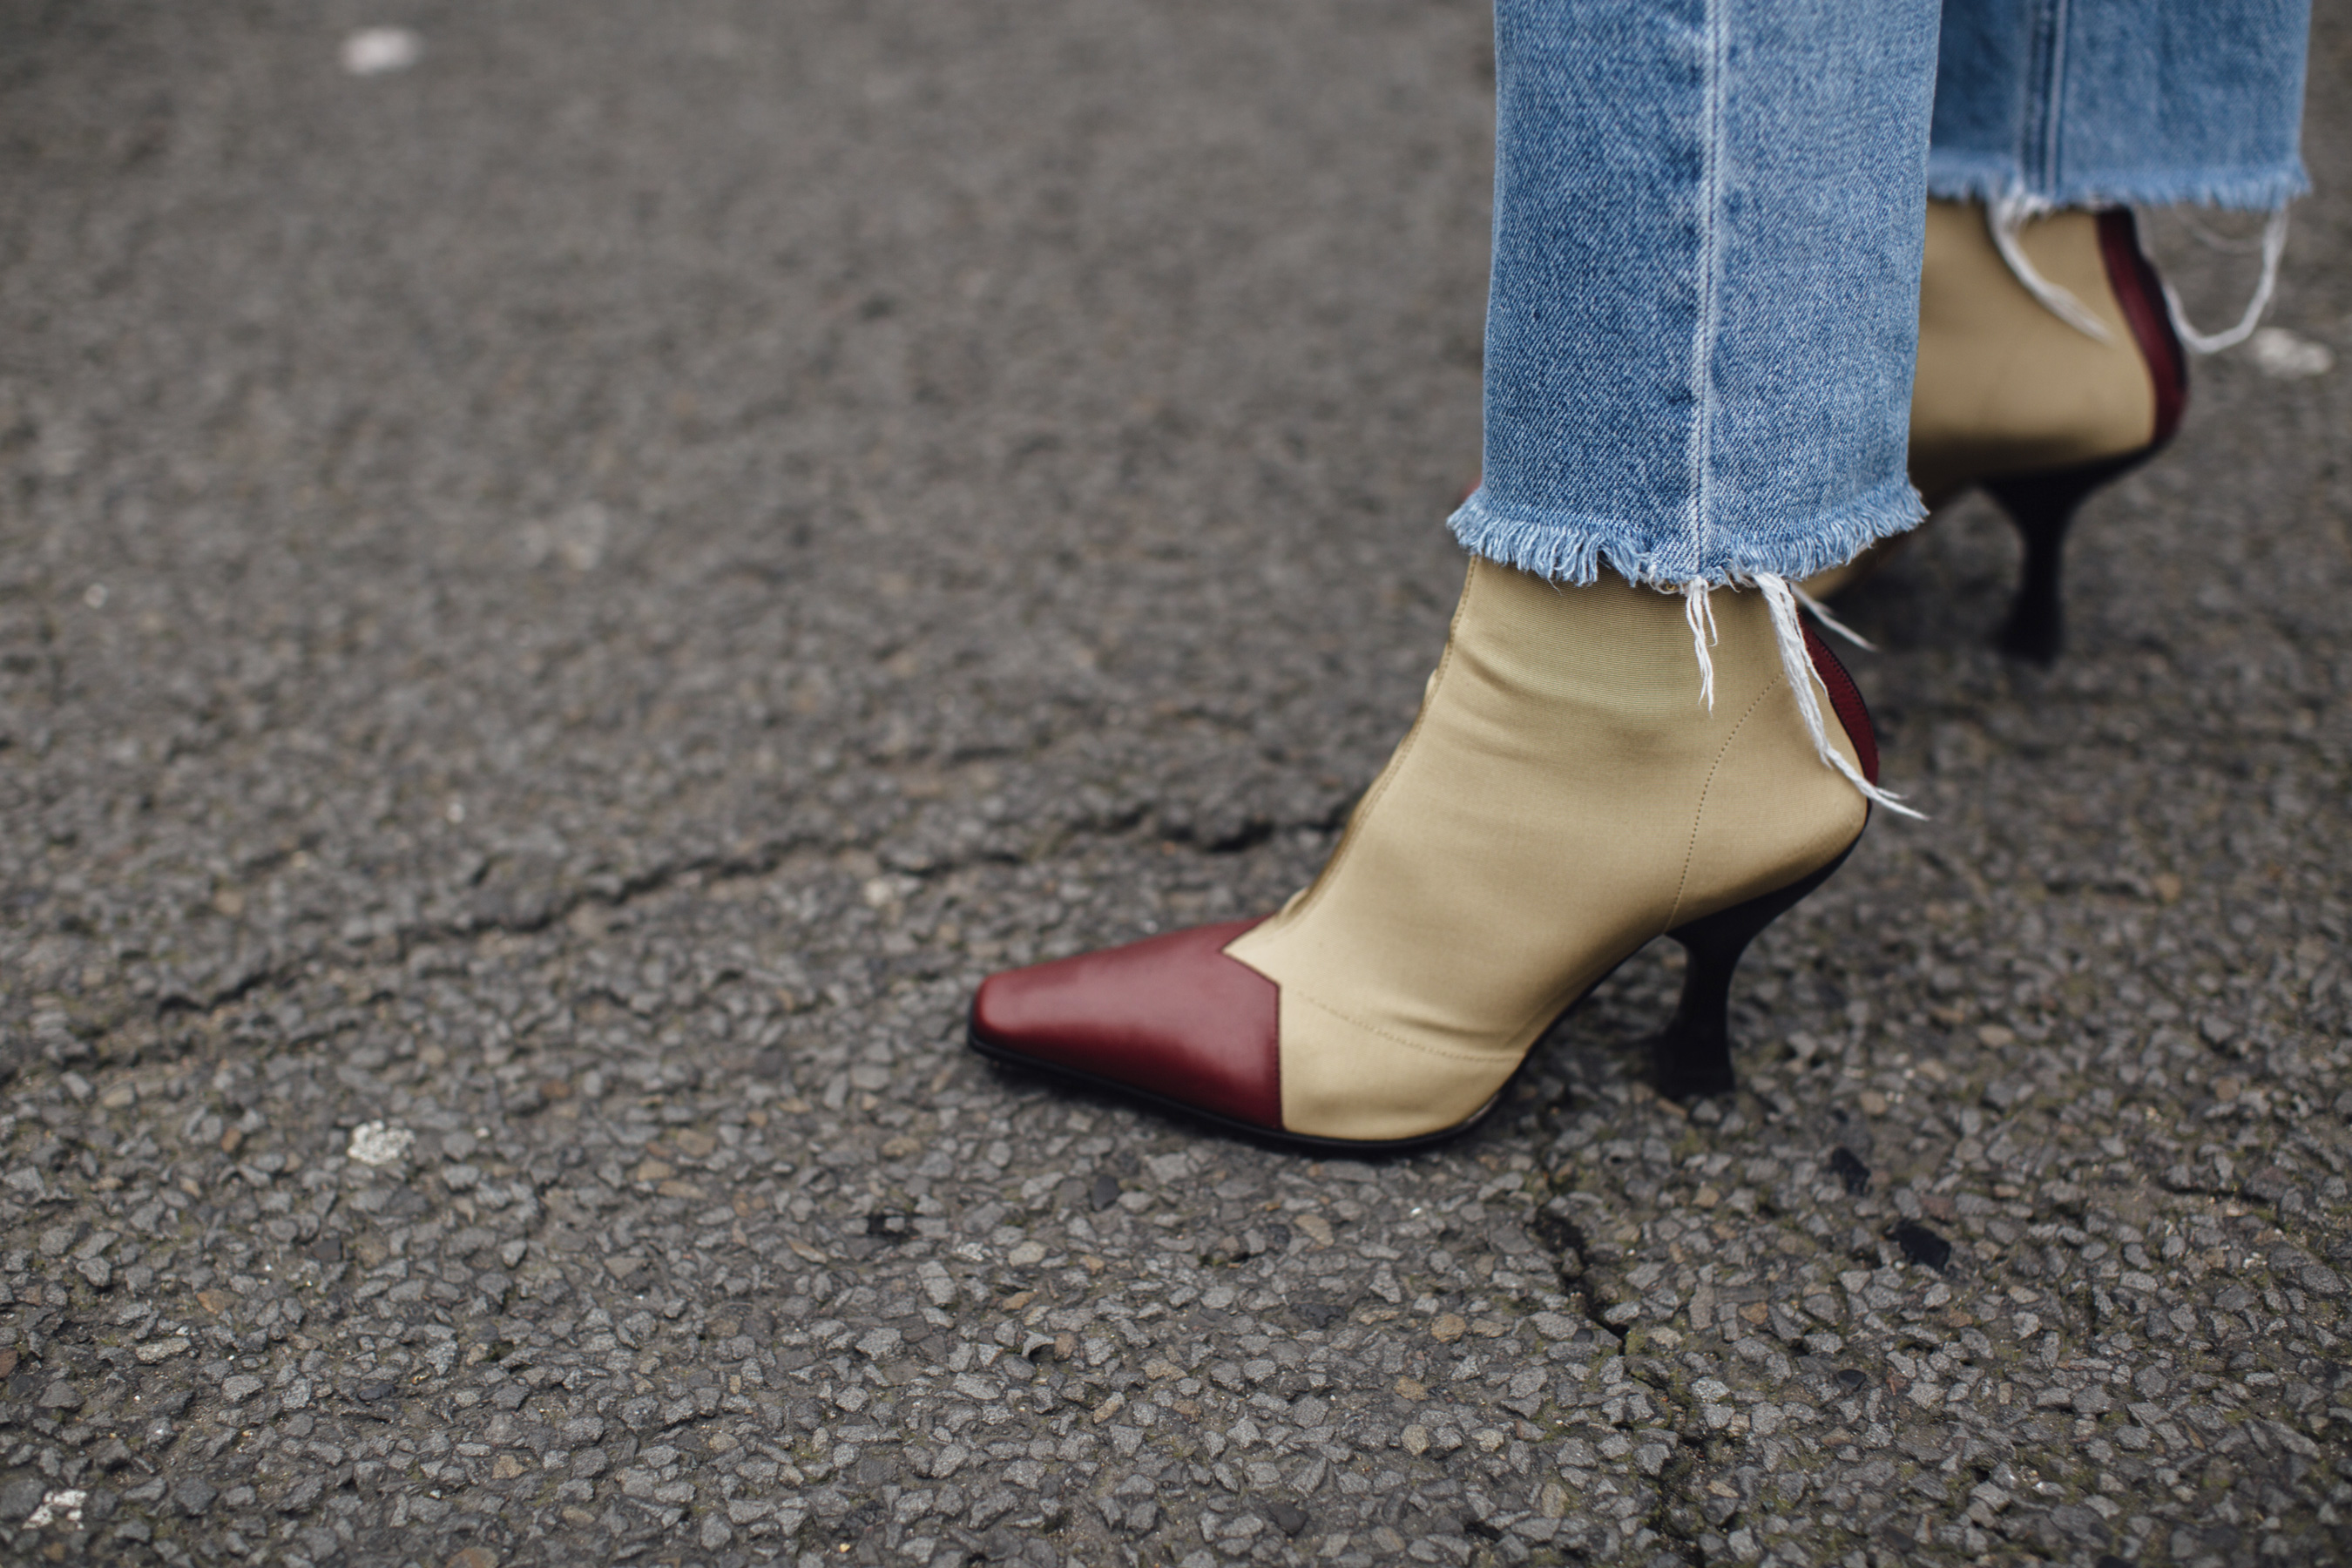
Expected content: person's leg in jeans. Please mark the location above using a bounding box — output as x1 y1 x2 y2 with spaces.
966 0 1943 1149
1812 0 2313 659
1450 0 1940 592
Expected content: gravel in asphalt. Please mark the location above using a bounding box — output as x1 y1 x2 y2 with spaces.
2 3 2349 1565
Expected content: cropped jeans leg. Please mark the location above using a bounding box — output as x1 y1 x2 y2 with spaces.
1449 0 1944 592
1930 0 2311 351
1930 0 2312 212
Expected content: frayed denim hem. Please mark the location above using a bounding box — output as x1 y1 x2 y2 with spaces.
1923 154 2311 213
1446 477 1927 591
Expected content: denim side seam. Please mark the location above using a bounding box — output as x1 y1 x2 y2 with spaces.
1681 0 1732 583
2024 0 2069 198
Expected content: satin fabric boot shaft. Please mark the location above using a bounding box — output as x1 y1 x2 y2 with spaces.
1223 562 1867 1143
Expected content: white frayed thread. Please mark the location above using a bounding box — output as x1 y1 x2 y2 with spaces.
1756 575 1923 820
1682 580 1720 711
1988 194 2114 345
2161 204 2289 355
1789 584 1876 651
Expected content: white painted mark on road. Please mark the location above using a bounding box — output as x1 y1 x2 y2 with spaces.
27 1490 86 1527
348 1121 416 1166
2248 327 2333 379
342 28 423 78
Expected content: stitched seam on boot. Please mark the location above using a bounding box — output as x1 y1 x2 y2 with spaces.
1285 986 1526 1068
1662 678 1780 933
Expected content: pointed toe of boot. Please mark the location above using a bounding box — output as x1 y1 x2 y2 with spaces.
967 918 1286 1136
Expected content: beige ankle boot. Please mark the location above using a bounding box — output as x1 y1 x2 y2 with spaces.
1803 199 2186 659
970 560 1882 1151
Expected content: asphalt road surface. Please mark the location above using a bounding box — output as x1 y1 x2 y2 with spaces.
3 3 2349 1565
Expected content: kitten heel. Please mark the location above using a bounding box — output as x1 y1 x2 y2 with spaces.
1652 839 1859 1100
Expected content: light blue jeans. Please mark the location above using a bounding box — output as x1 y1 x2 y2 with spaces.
1450 0 2312 590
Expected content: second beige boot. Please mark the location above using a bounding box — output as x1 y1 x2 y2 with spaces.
1804 199 2187 660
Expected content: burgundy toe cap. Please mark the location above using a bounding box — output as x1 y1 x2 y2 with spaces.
969 918 1282 1132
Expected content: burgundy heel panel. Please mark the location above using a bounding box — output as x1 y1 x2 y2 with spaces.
1800 622 1878 785
2096 208 2189 448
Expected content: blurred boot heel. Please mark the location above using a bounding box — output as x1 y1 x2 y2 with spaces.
1983 447 2149 662
1972 208 2187 662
